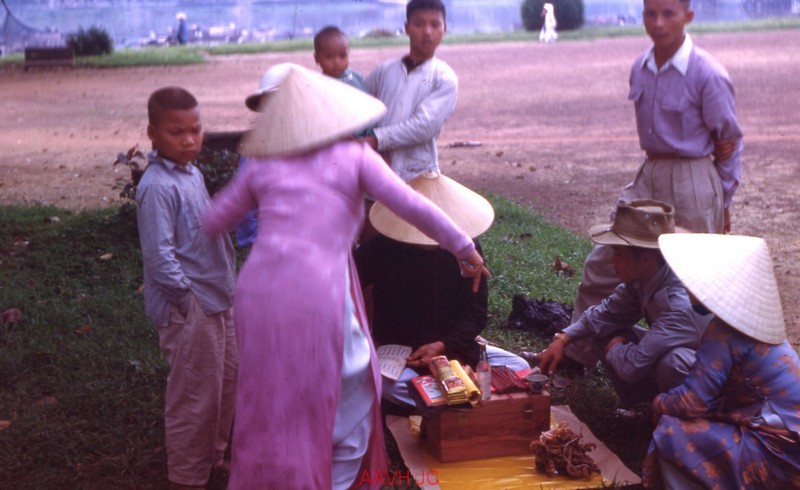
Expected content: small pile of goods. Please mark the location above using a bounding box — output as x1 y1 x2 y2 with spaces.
420 357 552 463
530 422 600 480
490 365 530 394
428 355 481 406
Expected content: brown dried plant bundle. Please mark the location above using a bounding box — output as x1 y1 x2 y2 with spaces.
530 422 600 480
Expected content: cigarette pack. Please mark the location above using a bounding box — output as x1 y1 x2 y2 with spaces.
410 375 447 407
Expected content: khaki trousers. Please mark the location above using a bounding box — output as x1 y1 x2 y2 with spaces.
159 294 238 486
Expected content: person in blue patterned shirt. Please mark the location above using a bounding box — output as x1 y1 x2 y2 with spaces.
644 233 800 489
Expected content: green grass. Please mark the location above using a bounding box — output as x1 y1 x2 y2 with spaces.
76 45 207 67
0 205 167 488
0 198 648 488
2 17 798 69
0 52 23 64
483 194 590 310
206 37 316 55
479 195 592 356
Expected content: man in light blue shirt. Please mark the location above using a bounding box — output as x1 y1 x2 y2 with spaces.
572 0 743 321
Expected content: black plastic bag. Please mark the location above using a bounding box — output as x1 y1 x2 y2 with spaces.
506 294 572 338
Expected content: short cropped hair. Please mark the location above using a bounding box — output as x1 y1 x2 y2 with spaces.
147 86 198 126
407 0 447 23
314 26 346 52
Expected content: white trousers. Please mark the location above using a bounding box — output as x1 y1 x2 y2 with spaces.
332 266 374 489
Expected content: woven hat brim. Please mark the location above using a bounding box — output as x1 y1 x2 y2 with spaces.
369 173 494 246
244 89 273 112
244 63 294 112
659 233 786 344
240 65 386 157
589 224 689 248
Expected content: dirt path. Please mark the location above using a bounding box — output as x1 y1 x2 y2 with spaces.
1 29 798 344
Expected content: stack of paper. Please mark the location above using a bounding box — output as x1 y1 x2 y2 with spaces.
449 360 482 406
376 344 412 381
429 356 468 405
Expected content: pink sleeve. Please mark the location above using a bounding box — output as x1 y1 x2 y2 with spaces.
357 144 475 259
202 163 258 235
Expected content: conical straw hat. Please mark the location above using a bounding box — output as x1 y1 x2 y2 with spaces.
244 63 293 112
369 171 494 246
658 233 786 344
240 64 386 157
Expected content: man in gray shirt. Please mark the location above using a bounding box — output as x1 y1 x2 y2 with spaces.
539 200 709 407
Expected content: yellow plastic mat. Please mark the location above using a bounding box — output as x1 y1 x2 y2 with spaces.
386 405 641 489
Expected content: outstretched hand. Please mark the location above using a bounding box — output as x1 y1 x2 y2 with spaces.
459 250 492 293
539 340 565 376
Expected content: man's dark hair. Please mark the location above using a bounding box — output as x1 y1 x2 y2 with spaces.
147 86 198 126
313 25 346 52
406 0 447 23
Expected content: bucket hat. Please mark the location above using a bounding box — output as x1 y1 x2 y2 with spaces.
240 64 386 157
244 63 293 112
369 171 494 246
589 199 686 249
659 233 786 344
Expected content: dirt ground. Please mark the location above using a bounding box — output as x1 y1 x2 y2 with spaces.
1 30 798 344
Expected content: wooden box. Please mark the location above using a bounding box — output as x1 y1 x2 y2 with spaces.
424 391 550 463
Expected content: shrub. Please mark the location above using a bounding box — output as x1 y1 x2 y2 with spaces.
195 147 240 197
521 0 585 32
67 26 113 56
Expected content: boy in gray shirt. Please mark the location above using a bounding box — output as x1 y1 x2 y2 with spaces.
136 86 237 489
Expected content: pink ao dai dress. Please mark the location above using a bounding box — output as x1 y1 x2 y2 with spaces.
202 140 475 489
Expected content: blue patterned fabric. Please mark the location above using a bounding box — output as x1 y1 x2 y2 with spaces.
644 318 800 489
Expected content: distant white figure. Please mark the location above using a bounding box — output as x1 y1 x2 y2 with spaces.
540 3 558 43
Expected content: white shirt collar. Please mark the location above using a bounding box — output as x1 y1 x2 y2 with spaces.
642 33 693 75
